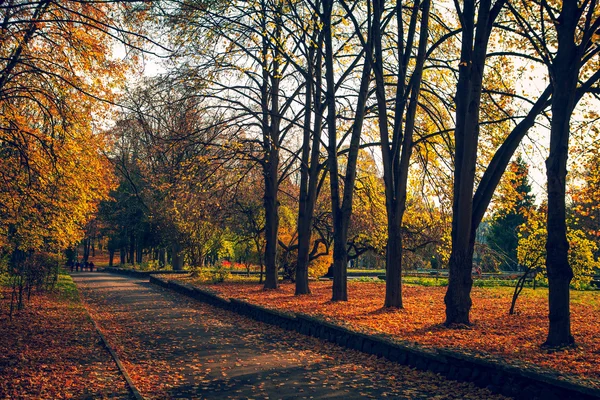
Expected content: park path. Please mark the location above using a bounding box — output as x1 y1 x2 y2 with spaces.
73 272 507 400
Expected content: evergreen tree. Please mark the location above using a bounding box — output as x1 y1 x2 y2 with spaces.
486 155 535 270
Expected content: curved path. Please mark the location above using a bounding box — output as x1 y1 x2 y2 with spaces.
73 272 507 400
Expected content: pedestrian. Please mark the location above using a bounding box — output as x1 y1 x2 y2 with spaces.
89 261 95 272
75 261 80 272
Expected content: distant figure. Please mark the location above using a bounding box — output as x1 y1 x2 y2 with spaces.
83 261 89 271
75 261 81 272
68 260 74 272
89 261 95 272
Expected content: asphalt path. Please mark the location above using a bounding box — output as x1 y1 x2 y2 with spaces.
73 272 507 400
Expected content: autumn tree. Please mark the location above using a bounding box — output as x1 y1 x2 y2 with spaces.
0 1 152 261
508 0 600 346
101 76 234 271
162 0 305 289
370 0 431 308
325 0 375 301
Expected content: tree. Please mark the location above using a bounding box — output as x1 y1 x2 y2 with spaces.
325 0 375 301
162 0 304 289
486 155 535 269
508 0 600 347
0 1 145 257
444 0 508 325
372 0 431 308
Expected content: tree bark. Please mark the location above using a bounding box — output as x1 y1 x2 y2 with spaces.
544 2 580 347
325 0 373 301
260 2 282 290
296 22 324 295
444 0 505 325
172 242 184 271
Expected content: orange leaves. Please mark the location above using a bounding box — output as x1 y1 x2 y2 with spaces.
0 288 130 399
194 280 600 390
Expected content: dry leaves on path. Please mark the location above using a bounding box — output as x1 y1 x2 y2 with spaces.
76 273 508 400
185 280 600 390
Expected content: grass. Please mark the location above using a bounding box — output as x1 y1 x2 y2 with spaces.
54 270 79 302
0 268 80 302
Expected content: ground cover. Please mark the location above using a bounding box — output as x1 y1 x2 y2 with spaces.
75 273 506 399
0 272 130 399
178 278 600 390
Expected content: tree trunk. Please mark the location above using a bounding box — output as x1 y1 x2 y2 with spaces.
384 221 403 307
129 234 135 265
108 250 114 267
263 152 279 289
331 227 348 301
295 22 323 295
325 0 373 301
444 0 504 325
260 3 282 290
172 242 184 271
445 245 474 324
544 2 579 346
83 238 90 262
295 36 315 296
159 248 166 268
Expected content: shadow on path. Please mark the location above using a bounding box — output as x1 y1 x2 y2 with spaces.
73 272 507 400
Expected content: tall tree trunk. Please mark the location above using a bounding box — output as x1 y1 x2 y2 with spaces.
373 0 429 308
109 250 114 267
296 22 324 295
544 2 580 347
444 0 504 325
295 38 315 296
262 4 283 290
324 0 373 301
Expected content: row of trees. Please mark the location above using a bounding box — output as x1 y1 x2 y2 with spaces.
2 1 599 349
135 0 597 347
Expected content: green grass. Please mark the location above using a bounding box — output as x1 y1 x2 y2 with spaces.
348 269 386 274
54 270 79 302
0 269 80 302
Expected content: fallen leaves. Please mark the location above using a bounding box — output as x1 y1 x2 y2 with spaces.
185 280 600 390
0 288 130 399
75 273 508 399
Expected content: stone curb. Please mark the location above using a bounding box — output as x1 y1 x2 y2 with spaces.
145 275 600 400
78 291 145 400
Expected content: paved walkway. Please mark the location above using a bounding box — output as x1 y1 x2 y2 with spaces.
73 272 507 400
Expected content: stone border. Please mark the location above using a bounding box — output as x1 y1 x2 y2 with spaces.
77 283 145 400
147 276 600 400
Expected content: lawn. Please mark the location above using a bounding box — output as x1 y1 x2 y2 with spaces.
179 278 600 390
